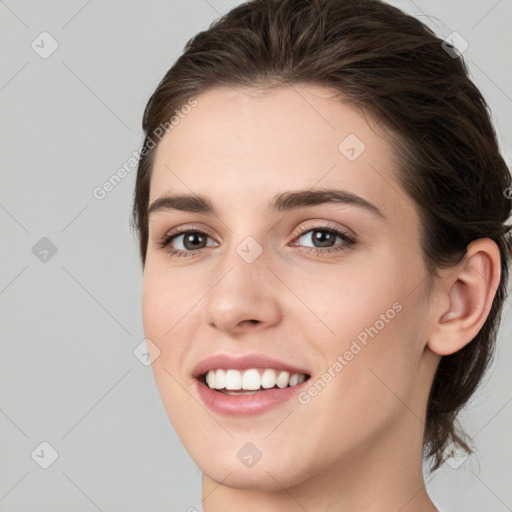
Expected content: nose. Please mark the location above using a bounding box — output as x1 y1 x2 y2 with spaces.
202 246 283 335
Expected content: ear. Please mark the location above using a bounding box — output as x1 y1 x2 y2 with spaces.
427 238 502 356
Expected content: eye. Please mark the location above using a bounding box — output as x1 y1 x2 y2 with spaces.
291 224 356 255
158 222 356 258
159 229 217 257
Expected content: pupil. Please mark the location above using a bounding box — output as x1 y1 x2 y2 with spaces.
184 232 205 250
314 230 334 247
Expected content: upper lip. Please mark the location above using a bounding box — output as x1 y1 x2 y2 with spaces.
192 353 311 379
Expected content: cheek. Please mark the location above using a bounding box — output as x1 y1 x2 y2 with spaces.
141 273 199 433
142 272 184 397
337 302 423 426
294 316 420 462
141 265 199 393
141 262 192 339
300 260 422 421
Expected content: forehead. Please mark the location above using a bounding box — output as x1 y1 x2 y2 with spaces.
149 84 410 222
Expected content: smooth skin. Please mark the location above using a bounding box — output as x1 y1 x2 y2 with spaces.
141 84 501 512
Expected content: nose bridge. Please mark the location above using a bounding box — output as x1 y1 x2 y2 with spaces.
201 232 282 331
216 210 270 277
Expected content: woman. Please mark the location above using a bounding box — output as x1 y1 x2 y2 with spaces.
131 0 512 510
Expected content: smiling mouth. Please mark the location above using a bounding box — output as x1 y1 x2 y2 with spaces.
199 368 311 394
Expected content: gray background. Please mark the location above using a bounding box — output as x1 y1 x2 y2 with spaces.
1 0 511 510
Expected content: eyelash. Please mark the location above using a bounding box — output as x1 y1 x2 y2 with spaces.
159 223 356 259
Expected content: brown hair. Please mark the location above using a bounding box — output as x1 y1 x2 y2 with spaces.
131 0 512 471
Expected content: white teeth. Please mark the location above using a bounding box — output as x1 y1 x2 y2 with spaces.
242 369 261 390
225 369 242 390
204 368 308 391
213 369 226 390
206 370 215 388
261 368 276 389
276 371 290 389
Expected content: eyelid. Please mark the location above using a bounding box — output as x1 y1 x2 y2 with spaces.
161 223 218 241
291 219 356 240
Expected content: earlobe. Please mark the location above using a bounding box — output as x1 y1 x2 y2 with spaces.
427 238 501 356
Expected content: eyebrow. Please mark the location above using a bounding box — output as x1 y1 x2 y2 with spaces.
147 188 385 219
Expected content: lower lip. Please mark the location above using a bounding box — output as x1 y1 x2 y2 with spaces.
194 378 309 416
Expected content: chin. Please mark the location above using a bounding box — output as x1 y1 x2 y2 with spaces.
202 463 304 492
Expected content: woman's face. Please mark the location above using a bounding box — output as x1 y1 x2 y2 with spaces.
142 84 440 491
